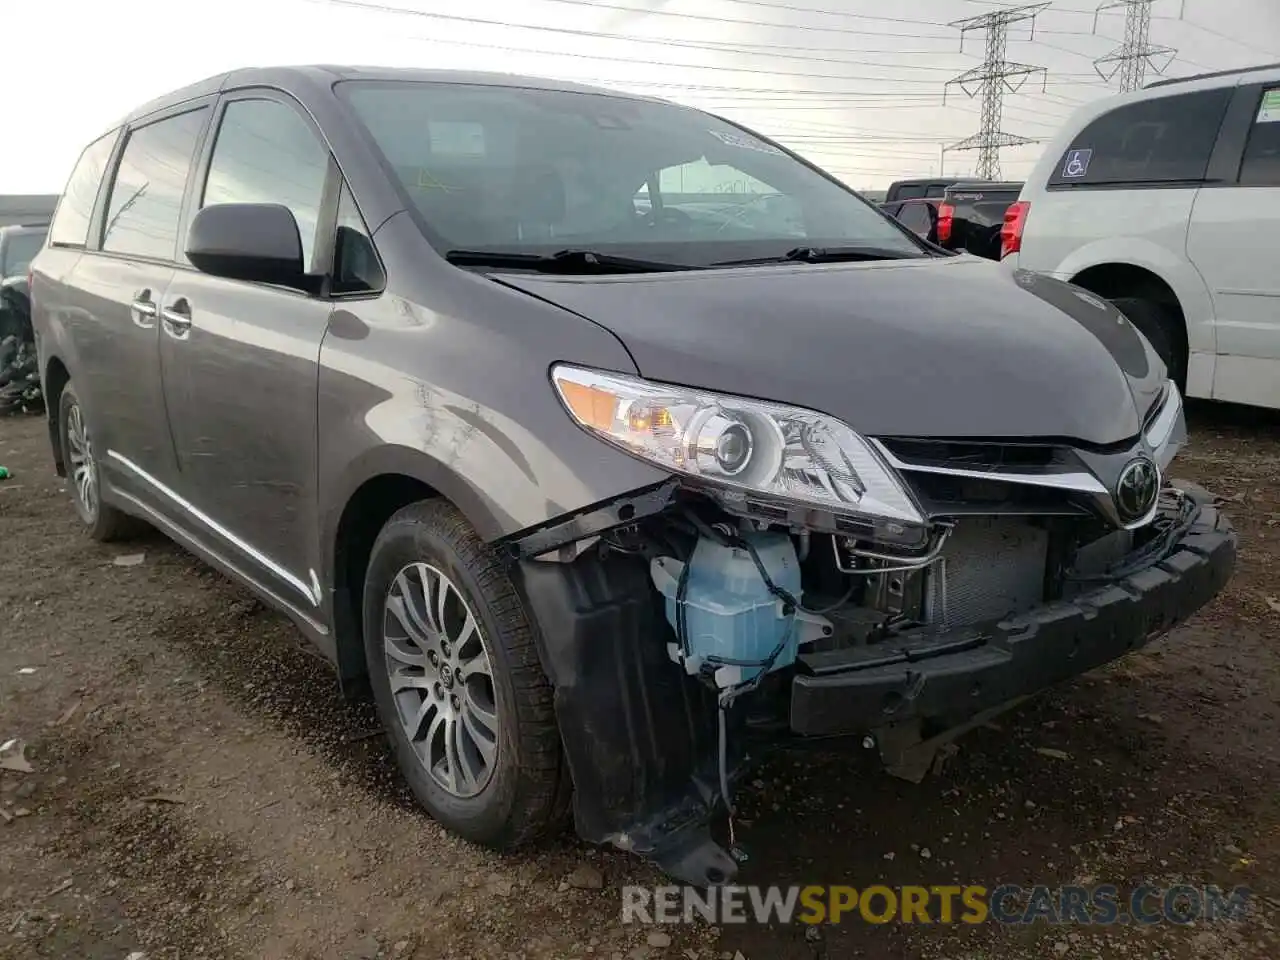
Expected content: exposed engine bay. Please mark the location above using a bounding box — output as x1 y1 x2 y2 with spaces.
512 465 1226 887
503 358 1232 887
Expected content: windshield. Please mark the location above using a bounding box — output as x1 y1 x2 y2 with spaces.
0 230 47 280
338 80 923 267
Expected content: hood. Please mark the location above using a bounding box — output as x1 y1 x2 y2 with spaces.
499 256 1166 446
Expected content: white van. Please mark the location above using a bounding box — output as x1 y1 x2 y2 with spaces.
1005 63 1280 410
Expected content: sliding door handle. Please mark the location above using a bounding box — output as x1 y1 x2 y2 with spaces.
161 299 192 339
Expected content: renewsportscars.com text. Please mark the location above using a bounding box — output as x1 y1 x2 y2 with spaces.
621 884 1252 926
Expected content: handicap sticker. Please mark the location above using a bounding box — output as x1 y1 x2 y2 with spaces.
1257 89 1280 124
1062 148 1092 179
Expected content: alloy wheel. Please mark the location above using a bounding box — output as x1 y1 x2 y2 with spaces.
382 562 499 798
66 401 98 521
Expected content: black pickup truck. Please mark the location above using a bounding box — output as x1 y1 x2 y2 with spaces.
936 181 1023 261
883 177 968 203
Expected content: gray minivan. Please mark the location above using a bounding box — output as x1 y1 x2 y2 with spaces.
30 66 1235 884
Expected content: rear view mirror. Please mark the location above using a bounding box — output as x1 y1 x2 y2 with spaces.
186 203 309 291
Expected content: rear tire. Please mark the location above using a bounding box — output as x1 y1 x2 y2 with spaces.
362 499 570 849
1109 296 1186 390
58 382 143 542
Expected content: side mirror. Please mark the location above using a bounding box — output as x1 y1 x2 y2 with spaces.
186 203 308 291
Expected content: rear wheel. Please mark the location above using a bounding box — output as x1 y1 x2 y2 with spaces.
1109 296 1186 390
362 499 570 848
58 382 141 541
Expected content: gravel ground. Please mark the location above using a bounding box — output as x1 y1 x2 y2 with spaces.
1 403 1278 960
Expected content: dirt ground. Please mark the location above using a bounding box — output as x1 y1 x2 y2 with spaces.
1 403 1278 960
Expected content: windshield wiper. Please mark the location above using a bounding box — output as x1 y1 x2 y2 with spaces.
712 245 922 267
445 248 691 274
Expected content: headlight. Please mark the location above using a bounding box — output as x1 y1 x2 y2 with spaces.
551 364 924 525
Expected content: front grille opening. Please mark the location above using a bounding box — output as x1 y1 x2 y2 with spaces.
880 437 1065 472
908 473 1090 517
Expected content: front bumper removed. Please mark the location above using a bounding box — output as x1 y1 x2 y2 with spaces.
791 490 1236 739
511 482 1235 887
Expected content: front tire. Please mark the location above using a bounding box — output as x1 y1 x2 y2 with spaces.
362 499 569 849
58 382 141 542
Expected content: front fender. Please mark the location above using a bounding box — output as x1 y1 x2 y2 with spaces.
316 346 670 557
320 442 506 584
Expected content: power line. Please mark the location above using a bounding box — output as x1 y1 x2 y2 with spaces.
1173 12 1280 60
311 0 1127 114
399 29 1103 85
363 3 1101 76
309 0 983 60
1092 1 1179 91
944 3 1051 180
572 76 1093 96
313 0 960 42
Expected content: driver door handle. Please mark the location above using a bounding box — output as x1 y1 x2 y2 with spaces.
161 298 192 340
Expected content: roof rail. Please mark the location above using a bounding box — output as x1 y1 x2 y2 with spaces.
1147 61 1280 89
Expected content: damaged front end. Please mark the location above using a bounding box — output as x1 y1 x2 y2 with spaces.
507 372 1236 887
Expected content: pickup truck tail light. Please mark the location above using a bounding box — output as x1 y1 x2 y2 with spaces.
935 203 955 244
1001 201 1030 259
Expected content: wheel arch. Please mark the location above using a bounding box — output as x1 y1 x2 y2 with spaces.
1068 261 1190 370
1051 236 1215 363
43 355 71 476
324 445 512 689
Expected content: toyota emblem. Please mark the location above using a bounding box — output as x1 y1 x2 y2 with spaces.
1115 456 1160 522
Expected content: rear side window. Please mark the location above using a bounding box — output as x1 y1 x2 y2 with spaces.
895 184 925 201
925 184 947 198
1048 88 1232 188
897 203 933 237
49 132 118 247
201 98 330 271
102 108 209 260
1239 86 1280 187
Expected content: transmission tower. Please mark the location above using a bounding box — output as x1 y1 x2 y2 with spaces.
944 3 1050 182
1092 1 1181 92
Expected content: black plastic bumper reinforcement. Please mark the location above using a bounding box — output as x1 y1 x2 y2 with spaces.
516 549 744 888
790 487 1236 737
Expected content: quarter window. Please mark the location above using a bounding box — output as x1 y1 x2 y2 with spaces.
201 98 329 271
332 184 384 294
1048 88 1231 188
1239 86 1280 187
50 131 118 248
102 109 208 260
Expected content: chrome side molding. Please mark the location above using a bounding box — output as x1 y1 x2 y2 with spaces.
106 450 322 608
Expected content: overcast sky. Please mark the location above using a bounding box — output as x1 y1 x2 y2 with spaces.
5 0 1278 193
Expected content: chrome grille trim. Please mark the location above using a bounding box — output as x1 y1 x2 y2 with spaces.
870 439 1109 495
1144 380 1182 450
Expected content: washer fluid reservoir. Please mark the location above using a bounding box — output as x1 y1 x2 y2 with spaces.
651 529 829 689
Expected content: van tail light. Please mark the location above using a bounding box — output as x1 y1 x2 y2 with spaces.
936 203 955 245
1001 201 1030 259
